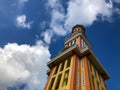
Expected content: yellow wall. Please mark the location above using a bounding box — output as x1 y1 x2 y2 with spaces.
45 55 73 90
75 56 106 90
45 55 106 90
88 60 106 90
76 56 91 90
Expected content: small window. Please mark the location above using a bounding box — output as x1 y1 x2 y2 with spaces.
69 42 71 47
81 39 84 47
72 40 75 45
55 74 62 89
65 44 68 48
48 77 55 90
60 61 65 71
95 70 97 78
97 82 100 90
99 75 101 83
84 41 86 47
78 28 81 31
72 39 76 45
81 38 88 48
92 76 95 90
54 65 59 75
90 63 92 72
102 87 104 90
73 29 77 32
62 70 69 86
66 57 71 68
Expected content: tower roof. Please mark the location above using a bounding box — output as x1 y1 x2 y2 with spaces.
72 24 85 33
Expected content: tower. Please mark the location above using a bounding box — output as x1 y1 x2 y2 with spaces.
44 25 110 90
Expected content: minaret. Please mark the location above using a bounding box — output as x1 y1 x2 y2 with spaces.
44 25 110 90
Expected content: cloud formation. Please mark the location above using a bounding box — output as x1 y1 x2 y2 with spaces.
0 41 51 90
41 30 53 44
65 0 113 30
42 0 113 44
42 0 67 44
16 15 33 29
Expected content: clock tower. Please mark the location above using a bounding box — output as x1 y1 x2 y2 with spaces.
44 25 109 90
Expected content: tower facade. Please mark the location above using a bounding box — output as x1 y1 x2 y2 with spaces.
44 25 110 90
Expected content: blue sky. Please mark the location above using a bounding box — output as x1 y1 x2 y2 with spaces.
0 0 120 90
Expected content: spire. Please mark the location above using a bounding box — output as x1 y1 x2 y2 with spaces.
64 24 92 49
71 24 85 37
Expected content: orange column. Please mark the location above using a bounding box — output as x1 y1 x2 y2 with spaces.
84 56 91 90
77 36 81 47
44 68 54 90
70 54 77 90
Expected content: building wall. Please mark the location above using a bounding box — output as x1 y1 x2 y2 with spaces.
75 55 106 90
45 55 107 90
44 55 74 90
88 59 106 90
44 25 108 90
76 56 91 90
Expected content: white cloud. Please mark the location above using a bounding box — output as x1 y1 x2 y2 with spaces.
16 15 33 29
47 0 57 8
0 40 51 90
43 0 113 44
48 0 67 36
42 0 66 44
64 0 113 30
50 10 66 36
41 30 53 44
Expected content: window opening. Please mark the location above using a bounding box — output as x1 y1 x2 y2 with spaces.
62 70 69 86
